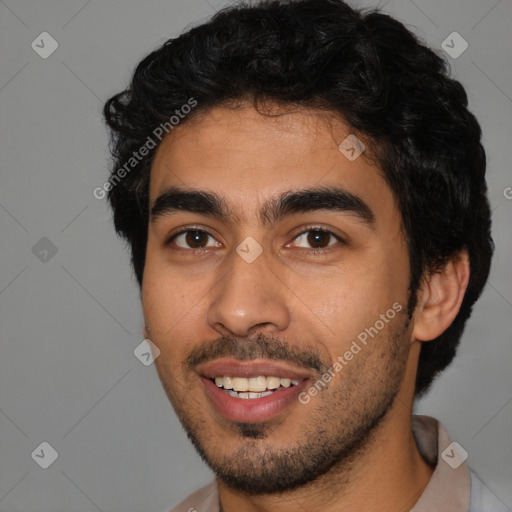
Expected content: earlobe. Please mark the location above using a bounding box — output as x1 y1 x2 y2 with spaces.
143 325 151 340
412 249 470 342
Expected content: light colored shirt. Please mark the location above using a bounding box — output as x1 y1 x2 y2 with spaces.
169 415 510 512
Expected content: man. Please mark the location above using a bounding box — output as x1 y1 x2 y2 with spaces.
103 1 504 510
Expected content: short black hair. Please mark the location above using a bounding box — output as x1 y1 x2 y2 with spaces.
103 0 493 396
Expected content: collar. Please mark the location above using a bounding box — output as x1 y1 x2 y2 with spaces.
410 415 470 511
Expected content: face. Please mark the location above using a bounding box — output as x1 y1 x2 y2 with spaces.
142 104 415 494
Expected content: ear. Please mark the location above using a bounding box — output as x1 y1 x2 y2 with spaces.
412 249 470 342
143 325 151 340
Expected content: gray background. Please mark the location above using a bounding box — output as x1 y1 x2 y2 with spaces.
0 0 511 510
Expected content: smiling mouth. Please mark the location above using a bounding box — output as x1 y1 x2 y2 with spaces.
211 375 302 399
197 358 314 421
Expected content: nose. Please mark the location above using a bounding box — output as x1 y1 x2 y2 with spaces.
206 247 290 337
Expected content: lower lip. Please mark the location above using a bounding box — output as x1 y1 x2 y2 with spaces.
201 377 309 423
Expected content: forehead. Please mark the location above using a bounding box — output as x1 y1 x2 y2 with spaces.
149 104 394 222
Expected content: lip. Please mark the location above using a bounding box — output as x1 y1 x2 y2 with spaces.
201 376 310 423
197 358 315 423
197 358 314 380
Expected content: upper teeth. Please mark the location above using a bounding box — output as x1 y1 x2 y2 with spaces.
214 376 301 392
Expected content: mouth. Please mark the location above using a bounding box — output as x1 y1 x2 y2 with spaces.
197 359 313 423
211 374 301 399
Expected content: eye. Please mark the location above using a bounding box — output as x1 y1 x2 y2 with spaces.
168 229 221 250
167 227 344 253
289 228 342 250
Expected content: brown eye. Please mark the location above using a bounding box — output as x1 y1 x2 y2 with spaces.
185 230 208 248
306 230 332 248
292 229 340 250
170 229 220 250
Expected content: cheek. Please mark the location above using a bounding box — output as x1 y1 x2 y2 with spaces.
143 283 196 344
289 249 408 358
142 248 193 346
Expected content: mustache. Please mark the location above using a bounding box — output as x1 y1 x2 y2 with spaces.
186 334 330 375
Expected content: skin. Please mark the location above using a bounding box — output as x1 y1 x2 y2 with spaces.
141 103 470 512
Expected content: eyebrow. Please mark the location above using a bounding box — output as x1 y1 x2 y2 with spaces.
150 185 375 228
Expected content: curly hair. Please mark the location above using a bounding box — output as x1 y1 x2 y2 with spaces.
103 0 493 396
